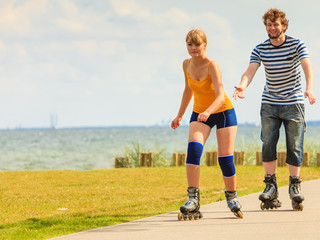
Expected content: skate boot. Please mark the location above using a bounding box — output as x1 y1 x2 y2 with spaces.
289 176 304 211
178 187 203 221
224 190 243 218
259 174 281 210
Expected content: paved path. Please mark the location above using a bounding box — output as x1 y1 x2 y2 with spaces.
49 179 320 240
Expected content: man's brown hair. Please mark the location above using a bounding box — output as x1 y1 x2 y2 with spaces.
262 8 289 32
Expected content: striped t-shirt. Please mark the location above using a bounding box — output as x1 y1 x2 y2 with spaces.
250 35 309 105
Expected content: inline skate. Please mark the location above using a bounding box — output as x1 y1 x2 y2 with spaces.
178 187 203 220
224 190 243 218
259 174 282 210
289 176 304 211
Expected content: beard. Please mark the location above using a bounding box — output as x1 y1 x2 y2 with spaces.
268 31 283 39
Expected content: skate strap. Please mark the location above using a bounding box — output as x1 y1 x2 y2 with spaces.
187 192 199 198
225 191 237 200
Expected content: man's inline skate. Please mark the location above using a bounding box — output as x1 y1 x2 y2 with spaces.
259 174 282 210
224 190 243 218
289 176 304 211
178 187 203 221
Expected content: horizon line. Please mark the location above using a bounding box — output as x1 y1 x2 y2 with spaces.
1 120 320 131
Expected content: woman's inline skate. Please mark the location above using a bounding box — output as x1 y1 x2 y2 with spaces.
178 187 203 221
289 176 304 211
259 174 282 210
224 190 243 218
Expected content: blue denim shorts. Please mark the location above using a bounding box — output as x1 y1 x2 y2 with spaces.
190 108 237 129
260 103 305 167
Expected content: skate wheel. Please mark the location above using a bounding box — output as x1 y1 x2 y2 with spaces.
236 211 243 219
260 202 265 211
178 212 183 221
298 203 303 211
183 216 187 221
189 216 192 220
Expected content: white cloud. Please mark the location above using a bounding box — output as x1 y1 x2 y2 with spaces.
0 41 7 51
153 7 190 27
14 44 27 56
57 18 87 32
109 0 150 19
74 41 97 54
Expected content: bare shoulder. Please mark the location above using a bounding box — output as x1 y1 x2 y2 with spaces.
208 60 221 76
182 58 190 72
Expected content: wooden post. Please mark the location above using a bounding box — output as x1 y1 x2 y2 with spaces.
178 153 186 166
302 152 309 167
140 152 153 167
145 152 153 167
276 152 280 167
140 153 145 167
317 153 320 167
277 152 286 167
212 151 218 166
233 151 238 165
240 151 246 165
115 157 128 168
234 151 242 165
206 151 218 166
256 152 262 166
206 152 211 166
172 153 178 166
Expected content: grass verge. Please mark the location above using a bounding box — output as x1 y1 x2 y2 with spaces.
1 166 320 240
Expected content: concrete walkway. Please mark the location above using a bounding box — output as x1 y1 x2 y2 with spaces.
49 179 320 240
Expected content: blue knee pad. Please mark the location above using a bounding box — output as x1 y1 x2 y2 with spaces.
218 155 236 177
186 142 203 166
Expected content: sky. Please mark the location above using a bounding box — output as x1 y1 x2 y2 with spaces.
0 0 319 129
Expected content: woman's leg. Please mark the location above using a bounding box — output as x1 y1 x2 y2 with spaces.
186 121 211 188
216 125 237 191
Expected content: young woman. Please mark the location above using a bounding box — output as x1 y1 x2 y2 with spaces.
171 29 243 219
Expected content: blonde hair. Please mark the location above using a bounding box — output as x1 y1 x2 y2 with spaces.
186 29 207 44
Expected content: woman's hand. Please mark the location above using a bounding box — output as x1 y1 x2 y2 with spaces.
197 111 210 122
171 116 182 130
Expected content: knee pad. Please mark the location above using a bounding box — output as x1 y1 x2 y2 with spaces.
218 155 236 177
186 142 203 166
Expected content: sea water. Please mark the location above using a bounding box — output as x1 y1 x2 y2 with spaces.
0 125 319 171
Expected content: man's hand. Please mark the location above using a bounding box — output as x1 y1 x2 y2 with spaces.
233 86 246 100
304 90 316 105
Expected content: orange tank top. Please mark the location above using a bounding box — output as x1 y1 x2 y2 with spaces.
187 59 233 114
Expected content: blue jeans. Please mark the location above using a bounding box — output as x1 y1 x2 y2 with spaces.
260 104 305 167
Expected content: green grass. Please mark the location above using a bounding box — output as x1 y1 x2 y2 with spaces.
1 166 320 240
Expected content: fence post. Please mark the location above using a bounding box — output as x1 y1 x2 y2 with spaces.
212 151 218 166
277 152 286 167
140 152 154 167
233 151 245 165
302 152 309 167
206 152 211 166
146 152 154 167
256 152 262 166
206 151 218 166
178 153 186 166
140 153 145 167
240 151 246 165
114 157 128 168
172 153 178 166
317 153 320 167
234 151 239 165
